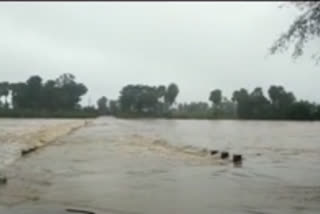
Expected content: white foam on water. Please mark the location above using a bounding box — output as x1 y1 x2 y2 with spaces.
0 119 88 170
117 134 226 166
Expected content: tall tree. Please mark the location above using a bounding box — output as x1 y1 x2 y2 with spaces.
156 85 166 114
25 75 43 109
97 96 108 115
288 100 314 120
157 85 166 98
54 73 87 110
7 74 88 111
109 100 119 115
268 85 295 118
42 80 58 111
250 87 271 119
219 97 237 118
164 83 179 107
119 85 139 112
209 89 222 106
0 82 10 109
119 84 160 114
10 82 28 109
55 73 76 87
232 88 252 118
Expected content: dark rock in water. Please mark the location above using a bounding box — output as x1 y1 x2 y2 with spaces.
220 151 229 159
66 208 95 214
0 176 7 185
21 147 38 156
21 150 28 156
210 150 219 155
233 154 242 163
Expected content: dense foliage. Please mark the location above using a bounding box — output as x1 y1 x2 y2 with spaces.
99 83 320 121
117 83 179 116
1 75 320 120
0 73 97 118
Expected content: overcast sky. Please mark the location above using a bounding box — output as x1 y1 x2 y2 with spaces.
0 2 319 106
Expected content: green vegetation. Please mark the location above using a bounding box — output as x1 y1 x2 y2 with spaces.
270 2 320 64
99 83 320 121
0 73 98 118
97 96 108 115
1 74 320 120
118 83 178 116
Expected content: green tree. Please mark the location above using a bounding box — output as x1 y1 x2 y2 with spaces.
312 105 320 120
119 85 137 112
268 85 284 107
25 75 43 109
287 100 313 120
209 89 222 106
250 87 271 119
219 97 237 118
157 85 166 99
97 96 108 115
55 73 76 87
270 2 320 63
232 88 252 119
268 85 295 119
156 85 166 114
119 85 160 114
54 73 88 110
109 100 119 115
164 83 179 107
0 82 10 109
10 82 27 109
42 80 58 111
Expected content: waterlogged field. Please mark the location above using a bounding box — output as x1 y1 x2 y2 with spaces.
0 117 320 214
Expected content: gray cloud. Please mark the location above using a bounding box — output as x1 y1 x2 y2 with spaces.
0 2 319 105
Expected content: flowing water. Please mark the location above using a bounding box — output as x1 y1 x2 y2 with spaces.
0 119 88 170
0 117 320 214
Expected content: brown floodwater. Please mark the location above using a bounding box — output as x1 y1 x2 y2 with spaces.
0 117 320 214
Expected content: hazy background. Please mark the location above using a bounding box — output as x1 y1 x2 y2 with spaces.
0 2 318 106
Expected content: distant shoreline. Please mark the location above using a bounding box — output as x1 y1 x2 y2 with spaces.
0 111 318 121
113 114 319 122
0 109 98 119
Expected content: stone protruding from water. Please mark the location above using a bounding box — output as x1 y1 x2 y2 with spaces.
0 176 7 185
220 151 229 159
233 154 242 164
210 150 219 155
21 146 38 156
66 208 95 214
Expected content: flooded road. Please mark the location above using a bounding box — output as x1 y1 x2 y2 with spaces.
0 117 320 214
0 119 88 171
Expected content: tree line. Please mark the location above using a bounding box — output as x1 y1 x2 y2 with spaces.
1 73 320 120
97 83 179 117
0 73 96 118
98 84 320 121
